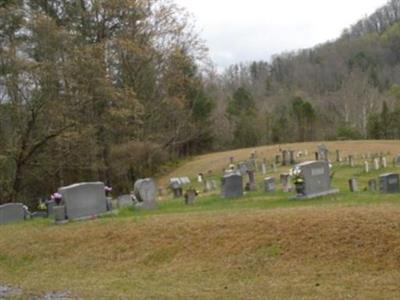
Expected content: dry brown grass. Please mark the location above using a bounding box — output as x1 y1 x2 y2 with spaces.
159 140 400 185
1 204 400 299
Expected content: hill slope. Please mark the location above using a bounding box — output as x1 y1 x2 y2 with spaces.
160 140 400 185
1 205 400 299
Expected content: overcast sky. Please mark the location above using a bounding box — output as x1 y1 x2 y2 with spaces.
175 0 389 69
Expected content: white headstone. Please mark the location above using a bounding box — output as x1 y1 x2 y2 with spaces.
364 161 369 173
261 163 267 175
382 157 387 169
374 158 380 170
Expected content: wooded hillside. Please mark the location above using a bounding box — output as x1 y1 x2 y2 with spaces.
2 0 400 204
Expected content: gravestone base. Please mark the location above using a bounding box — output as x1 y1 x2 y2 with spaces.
294 189 339 200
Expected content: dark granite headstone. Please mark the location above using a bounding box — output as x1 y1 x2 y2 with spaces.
282 150 289 166
379 173 400 193
221 172 243 198
289 150 296 165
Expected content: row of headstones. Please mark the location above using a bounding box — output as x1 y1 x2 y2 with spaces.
0 179 158 226
223 160 340 199
348 173 400 193
327 149 400 167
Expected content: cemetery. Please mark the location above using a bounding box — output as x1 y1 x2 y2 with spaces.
2 141 400 299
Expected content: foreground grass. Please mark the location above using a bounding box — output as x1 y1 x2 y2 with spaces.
1 192 400 299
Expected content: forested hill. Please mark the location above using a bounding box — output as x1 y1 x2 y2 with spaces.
2 0 400 205
210 0 400 148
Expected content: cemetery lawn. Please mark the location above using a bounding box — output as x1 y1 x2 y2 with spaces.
1 140 400 299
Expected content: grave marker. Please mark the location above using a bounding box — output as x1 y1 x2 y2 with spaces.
264 177 276 193
58 182 108 220
293 161 339 199
379 173 400 193
280 173 292 193
364 161 370 173
368 179 377 192
348 178 358 192
134 178 157 209
0 203 26 225
117 195 134 209
221 172 243 198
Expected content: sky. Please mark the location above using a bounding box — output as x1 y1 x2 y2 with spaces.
175 0 389 69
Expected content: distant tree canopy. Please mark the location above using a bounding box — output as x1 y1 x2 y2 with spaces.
0 0 213 204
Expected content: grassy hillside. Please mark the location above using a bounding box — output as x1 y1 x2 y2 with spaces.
159 140 400 186
1 140 400 299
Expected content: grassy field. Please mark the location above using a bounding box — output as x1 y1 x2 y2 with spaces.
1 140 400 299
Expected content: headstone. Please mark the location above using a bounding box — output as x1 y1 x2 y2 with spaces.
134 178 157 209
364 161 369 173
294 161 339 199
348 178 358 192
0 203 26 225
280 173 292 193
272 163 277 173
197 173 204 183
203 180 212 193
264 177 276 193
368 179 377 192
117 195 134 209
184 189 197 205
382 157 387 169
54 205 68 225
315 152 319 161
47 200 56 218
221 172 243 198
395 155 400 167
282 150 289 166
289 150 296 165
336 150 341 163
238 162 250 175
261 163 267 175
247 170 257 191
275 155 281 165
318 145 329 161
374 158 380 171
170 178 183 198
349 155 355 167
58 182 108 220
211 180 218 191
379 173 400 193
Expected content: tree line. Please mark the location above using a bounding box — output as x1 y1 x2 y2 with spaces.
2 0 400 205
